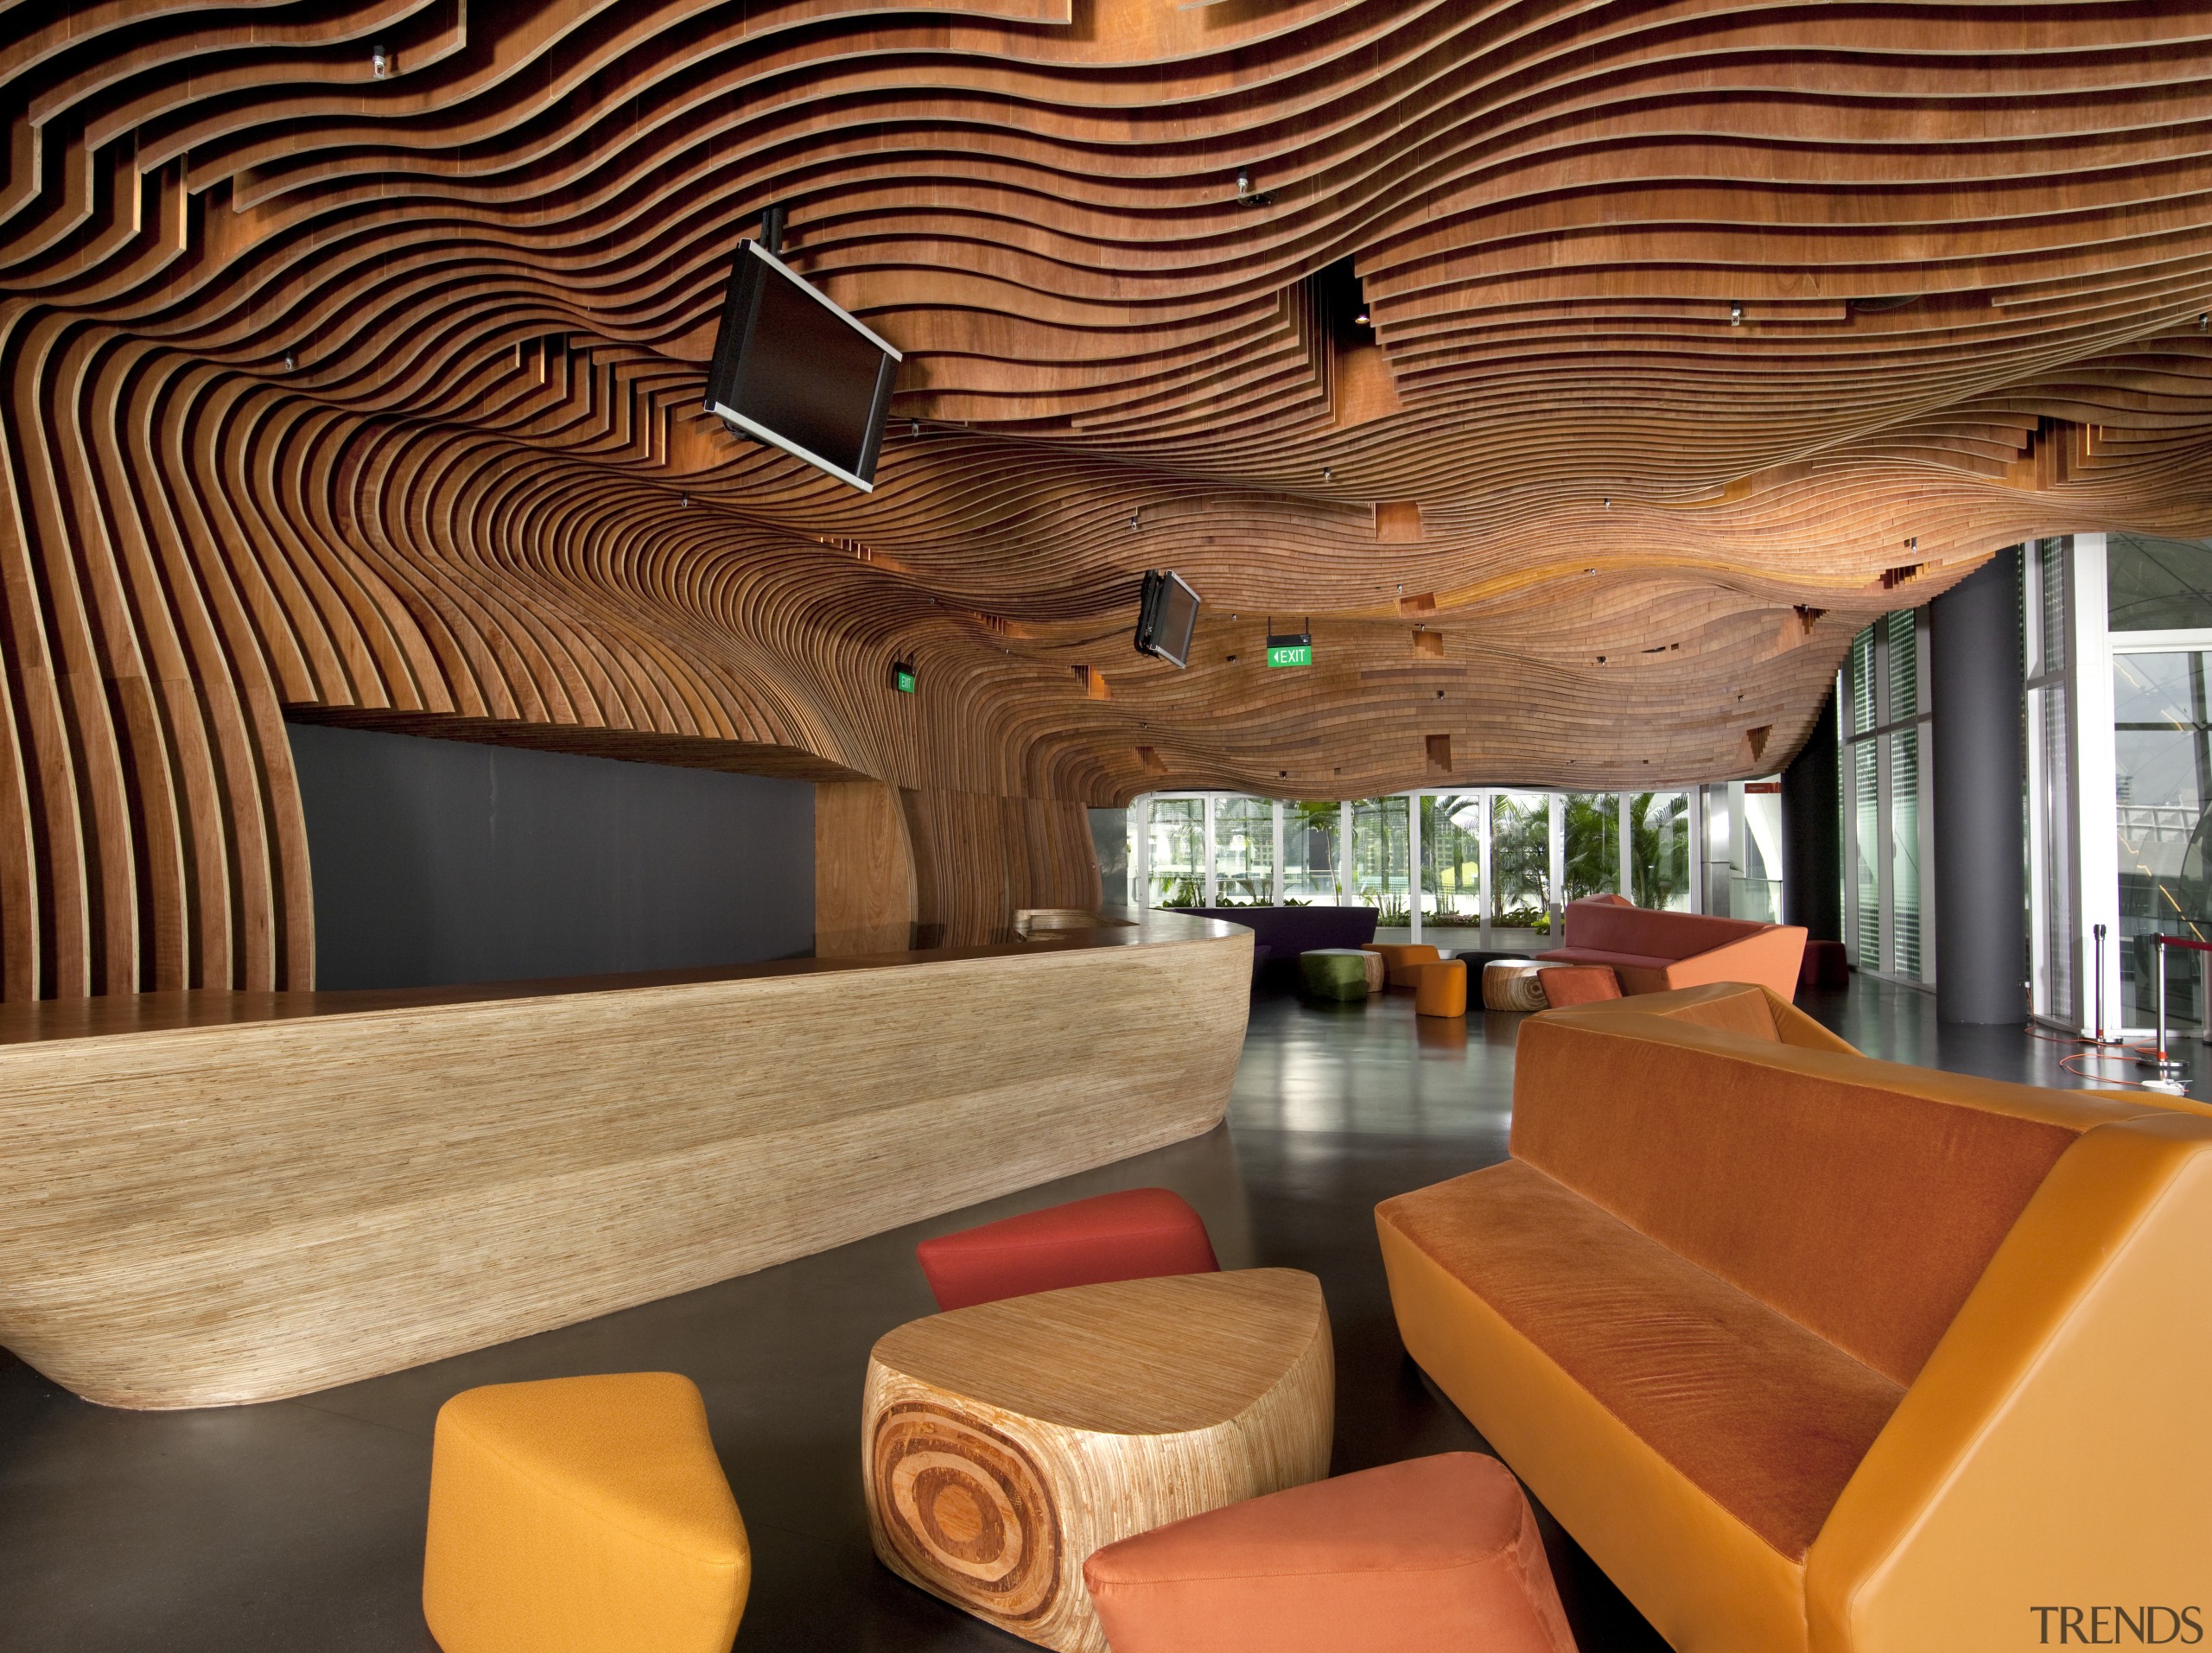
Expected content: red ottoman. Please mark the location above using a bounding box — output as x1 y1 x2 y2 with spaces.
1083 1453 1577 1653
1536 963 1620 1007
1800 938 1849 989
915 1187 1219 1312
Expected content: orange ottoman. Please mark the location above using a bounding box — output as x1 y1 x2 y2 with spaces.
1083 1453 1576 1653
915 1187 1218 1311
1536 964 1619 1007
423 1372 750 1653
1363 944 1442 988
1414 960 1467 1019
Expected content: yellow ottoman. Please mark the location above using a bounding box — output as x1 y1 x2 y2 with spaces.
423 1372 749 1653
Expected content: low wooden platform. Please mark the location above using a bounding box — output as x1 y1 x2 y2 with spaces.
0 910 1251 1408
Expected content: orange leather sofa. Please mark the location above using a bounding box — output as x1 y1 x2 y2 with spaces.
1377 984 2212 1653
1535 899 1807 1001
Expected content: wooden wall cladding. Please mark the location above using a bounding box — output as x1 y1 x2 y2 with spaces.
6 3 2212 1000
0 912 1252 1408
903 790 1103 949
817 779 919 957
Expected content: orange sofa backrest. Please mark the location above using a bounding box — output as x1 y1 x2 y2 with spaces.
1558 900 1769 961
1510 1004 2173 1385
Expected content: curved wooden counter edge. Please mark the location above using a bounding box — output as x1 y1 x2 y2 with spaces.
0 910 1251 1409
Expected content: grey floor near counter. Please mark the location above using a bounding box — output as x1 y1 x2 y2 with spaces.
2 974 2174 1652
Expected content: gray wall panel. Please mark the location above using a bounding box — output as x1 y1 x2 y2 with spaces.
289 721 814 989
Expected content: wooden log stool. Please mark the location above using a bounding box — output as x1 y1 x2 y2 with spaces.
1481 959 1554 1011
863 1269 1334 1653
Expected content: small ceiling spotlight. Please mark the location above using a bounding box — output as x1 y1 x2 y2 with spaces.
1603 496 1611 509
1128 507 1141 530
1234 167 1273 208
371 42 391 78
282 352 295 372
2200 312 2209 333
1321 466 1333 481
680 493 689 507
910 419 921 437
1729 302 1745 327
1353 308 1371 327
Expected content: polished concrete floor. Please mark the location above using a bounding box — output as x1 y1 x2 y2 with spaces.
0 974 2164 1651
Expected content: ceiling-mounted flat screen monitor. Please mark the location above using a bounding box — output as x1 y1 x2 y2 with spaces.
705 240 901 492
1135 569 1201 669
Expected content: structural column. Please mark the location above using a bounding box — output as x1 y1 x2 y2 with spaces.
1478 792 1494 934
1929 548 2025 1024
1270 801 1286 905
1782 691 1842 943
1408 794 1423 943
1132 795 1152 909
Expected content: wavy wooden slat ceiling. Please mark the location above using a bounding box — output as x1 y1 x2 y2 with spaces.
5 1 2212 1000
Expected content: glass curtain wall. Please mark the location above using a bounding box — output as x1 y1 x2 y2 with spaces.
1841 608 1936 982
2106 532 2212 1033
2113 651 2212 1029
1283 802 1342 903
1490 793 1552 925
1562 794 1622 900
2025 541 2075 1025
1146 798 1205 906
1131 787 1741 926
1421 794 1486 922
1736 784 1788 924
1211 796 1274 906
1630 792 1694 908
1351 796 1412 920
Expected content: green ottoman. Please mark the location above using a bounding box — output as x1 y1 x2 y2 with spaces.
1300 948 1373 1001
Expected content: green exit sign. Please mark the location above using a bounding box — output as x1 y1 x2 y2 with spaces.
893 661 917 693
1266 633 1313 668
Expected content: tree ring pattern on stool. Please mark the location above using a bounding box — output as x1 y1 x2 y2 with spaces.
872 1400 1061 1624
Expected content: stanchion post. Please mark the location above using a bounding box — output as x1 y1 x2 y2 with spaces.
2139 933 2190 1084
2158 935 2170 1069
2094 922 2110 1043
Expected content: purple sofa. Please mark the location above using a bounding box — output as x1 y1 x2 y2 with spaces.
1183 906 1380 984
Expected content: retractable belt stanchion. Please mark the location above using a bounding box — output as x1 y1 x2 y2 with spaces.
2137 932 2207 1090
2093 922 2119 1045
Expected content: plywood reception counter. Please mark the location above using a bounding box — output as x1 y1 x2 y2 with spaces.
0 910 1251 1408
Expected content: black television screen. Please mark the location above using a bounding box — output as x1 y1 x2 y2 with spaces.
1135 569 1201 669
704 240 902 492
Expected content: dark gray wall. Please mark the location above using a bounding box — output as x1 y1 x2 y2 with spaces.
289 721 814 990
1929 548 2026 1024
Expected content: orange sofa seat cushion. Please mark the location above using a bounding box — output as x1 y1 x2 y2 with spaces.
1535 965 1619 1007
1512 1015 2087 1383
1379 1162 1904 1560
1083 1453 1575 1653
1414 959 1467 1017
